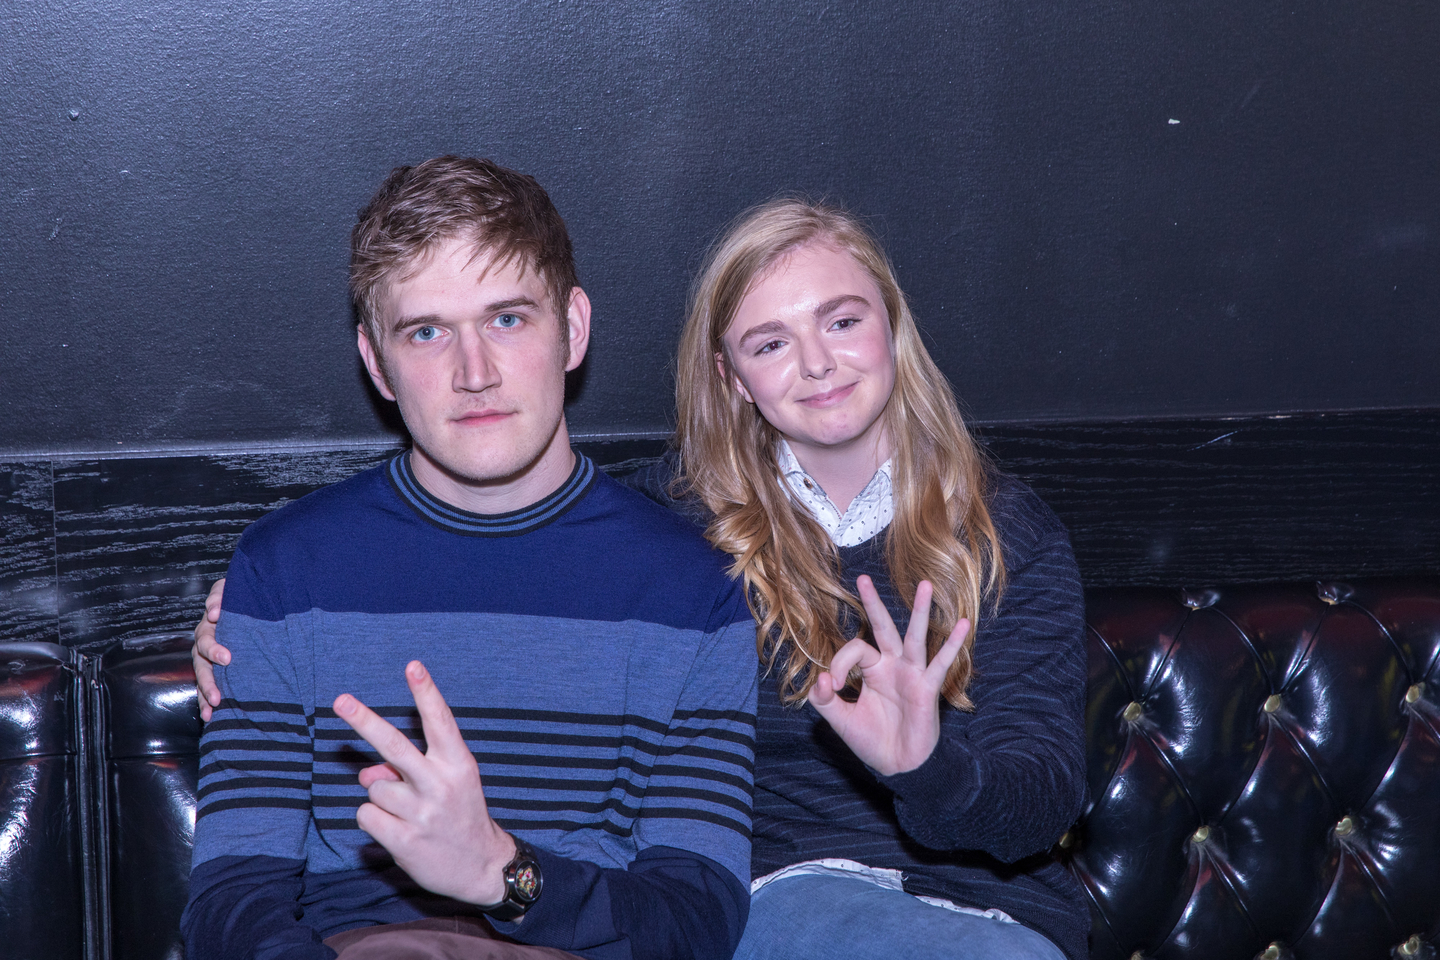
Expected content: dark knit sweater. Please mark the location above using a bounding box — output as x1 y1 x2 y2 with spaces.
624 460 1090 960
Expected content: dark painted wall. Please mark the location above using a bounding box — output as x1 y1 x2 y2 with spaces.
4 0 1438 457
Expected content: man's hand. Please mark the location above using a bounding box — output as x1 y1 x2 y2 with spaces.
334 660 517 906
193 578 230 722
808 576 970 777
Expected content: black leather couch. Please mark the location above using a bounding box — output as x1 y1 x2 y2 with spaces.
3 579 1438 960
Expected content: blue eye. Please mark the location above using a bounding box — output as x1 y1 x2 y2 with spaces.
493 314 521 329
413 325 440 342
756 339 784 355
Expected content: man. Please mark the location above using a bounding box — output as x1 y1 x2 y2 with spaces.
181 157 756 960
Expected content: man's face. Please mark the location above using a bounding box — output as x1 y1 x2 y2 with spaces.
358 238 590 510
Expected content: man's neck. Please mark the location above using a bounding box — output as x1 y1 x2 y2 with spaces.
409 425 577 515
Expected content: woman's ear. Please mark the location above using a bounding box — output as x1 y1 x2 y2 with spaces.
715 351 754 403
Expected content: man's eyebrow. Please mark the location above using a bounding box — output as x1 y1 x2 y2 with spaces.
390 297 543 332
735 319 788 348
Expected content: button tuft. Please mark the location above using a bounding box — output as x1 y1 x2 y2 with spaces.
1191 825 1211 843
1181 588 1220 609
1263 694 1282 714
1260 944 1282 960
1334 816 1355 837
1399 934 1422 956
1122 701 1143 722
1406 683 1424 705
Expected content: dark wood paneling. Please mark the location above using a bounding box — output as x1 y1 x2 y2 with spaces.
52 450 394 648
0 462 59 644
980 411 1440 588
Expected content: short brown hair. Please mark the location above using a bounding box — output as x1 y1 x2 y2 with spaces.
350 156 578 345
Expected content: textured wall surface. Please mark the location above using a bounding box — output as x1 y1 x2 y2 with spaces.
3 1 1438 457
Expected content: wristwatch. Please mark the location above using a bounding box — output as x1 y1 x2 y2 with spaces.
481 835 543 922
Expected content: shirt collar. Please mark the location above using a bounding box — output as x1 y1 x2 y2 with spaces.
776 439 894 547
388 449 596 537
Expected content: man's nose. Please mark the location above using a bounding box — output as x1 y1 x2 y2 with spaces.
454 329 500 392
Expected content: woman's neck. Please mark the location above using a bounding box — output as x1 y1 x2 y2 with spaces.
786 431 892 513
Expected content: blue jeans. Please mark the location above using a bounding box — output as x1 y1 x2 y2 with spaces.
732 874 1067 960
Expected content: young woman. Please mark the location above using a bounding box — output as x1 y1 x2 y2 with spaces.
194 200 1088 960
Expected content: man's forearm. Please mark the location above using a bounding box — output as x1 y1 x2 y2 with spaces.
181 855 335 960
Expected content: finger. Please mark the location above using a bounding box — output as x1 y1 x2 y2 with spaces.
856 575 903 657
364 773 420 820
925 617 971 682
195 627 231 667
828 636 881 683
808 670 839 707
335 692 429 783
403 661 472 765
807 674 855 729
355 800 407 848
358 762 403 788
205 578 226 623
902 581 935 665
192 651 221 707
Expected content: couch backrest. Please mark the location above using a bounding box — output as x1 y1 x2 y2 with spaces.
2 582 1437 960
1072 580 1440 960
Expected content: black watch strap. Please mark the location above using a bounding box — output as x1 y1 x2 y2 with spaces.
482 836 543 922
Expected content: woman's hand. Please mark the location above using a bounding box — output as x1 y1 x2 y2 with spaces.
193 578 231 722
808 575 970 776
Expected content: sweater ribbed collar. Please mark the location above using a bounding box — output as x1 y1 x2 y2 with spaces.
388 449 596 537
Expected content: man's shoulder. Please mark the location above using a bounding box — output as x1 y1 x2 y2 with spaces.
586 469 727 567
236 461 394 558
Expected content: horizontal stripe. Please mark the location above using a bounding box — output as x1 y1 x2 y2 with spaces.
198 795 310 816
218 698 308 717
199 777 311 799
205 718 310 736
312 808 753 841
202 739 310 755
200 759 310 775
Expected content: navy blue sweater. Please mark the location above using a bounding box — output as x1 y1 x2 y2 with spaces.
626 461 1090 960
183 453 758 960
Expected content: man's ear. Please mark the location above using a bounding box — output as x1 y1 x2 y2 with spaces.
715 351 754 404
357 325 398 402
563 287 592 372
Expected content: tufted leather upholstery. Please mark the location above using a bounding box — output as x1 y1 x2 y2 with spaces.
2 581 1438 960
1074 580 1440 960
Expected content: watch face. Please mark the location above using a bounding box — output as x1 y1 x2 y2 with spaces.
512 860 541 903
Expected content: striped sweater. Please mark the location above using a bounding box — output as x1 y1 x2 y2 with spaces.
182 452 758 960
626 460 1090 960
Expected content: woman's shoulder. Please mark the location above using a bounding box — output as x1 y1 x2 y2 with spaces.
608 449 715 529
983 468 1073 566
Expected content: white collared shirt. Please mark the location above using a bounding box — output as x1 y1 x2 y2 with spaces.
777 439 893 547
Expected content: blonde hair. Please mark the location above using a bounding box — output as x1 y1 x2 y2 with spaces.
674 199 1004 710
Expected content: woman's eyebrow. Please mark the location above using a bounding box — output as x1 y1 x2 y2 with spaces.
735 319 788 348
814 294 869 316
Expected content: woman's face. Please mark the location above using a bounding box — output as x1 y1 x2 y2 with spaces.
720 242 897 465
